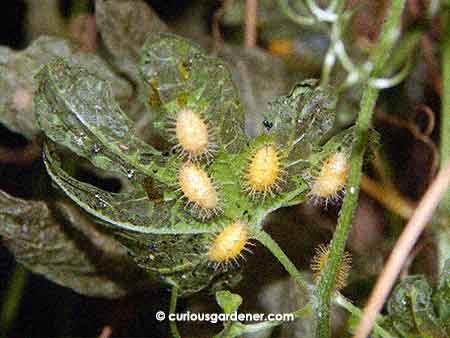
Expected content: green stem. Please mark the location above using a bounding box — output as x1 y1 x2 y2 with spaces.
252 228 395 337
434 5 450 275
0 264 28 337
169 287 181 338
314 0 407 337
252 228 310 292
278 0 315 26
440 6 450 214
319 0 347 86
235 303 313 335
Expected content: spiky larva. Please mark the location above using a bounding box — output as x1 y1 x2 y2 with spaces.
173 109 215 160
178 162 219 218
243 144 283 197
208 221 250 268
310 243 352 291
309 152 349 202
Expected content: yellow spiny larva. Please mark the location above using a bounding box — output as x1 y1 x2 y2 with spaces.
310 243 352 291
243 144 284 198
309 152 349 204
178 161 220 218
171 108 216 160
208 221 251 269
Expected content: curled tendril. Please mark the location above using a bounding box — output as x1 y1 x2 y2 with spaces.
279 0 412 91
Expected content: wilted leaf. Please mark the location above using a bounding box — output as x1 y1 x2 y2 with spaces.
213 288 294 338
0 36 132 139
255 277 315 338
25 0 68 41
96 0 168 74
0 189 151 298
221 0 328 73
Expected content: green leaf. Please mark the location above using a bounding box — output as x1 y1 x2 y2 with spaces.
34 58 175 188
33 33 348 297
140 33 248 152
42 141 239 296
387 276 446 338
263 80 337 175
434 259 450 335
0 189 149 298
214 290 279 338
43 141 218 235
216 290 243 314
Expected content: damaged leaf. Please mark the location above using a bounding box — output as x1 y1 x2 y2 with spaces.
386 275 447 338
34 33 350 297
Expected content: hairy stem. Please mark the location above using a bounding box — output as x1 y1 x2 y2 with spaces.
253 228 394 337
314 0 407 337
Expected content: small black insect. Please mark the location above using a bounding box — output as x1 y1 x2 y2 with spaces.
263 119 273 130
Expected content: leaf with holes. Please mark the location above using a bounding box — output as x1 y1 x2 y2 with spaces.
34 33 350 297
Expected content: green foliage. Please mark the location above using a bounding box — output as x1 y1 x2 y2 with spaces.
382 265 450 338
32 33 346 297
213 290 283 338
216 290 243 314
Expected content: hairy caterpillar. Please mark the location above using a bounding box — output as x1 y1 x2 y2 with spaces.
169 109 217 160
208 221 251 269
309 152 349 204
178 162 221 219
243 144 284 198
310 243 352 291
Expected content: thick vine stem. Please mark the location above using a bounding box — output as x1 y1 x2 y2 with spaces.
314 0 407 337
